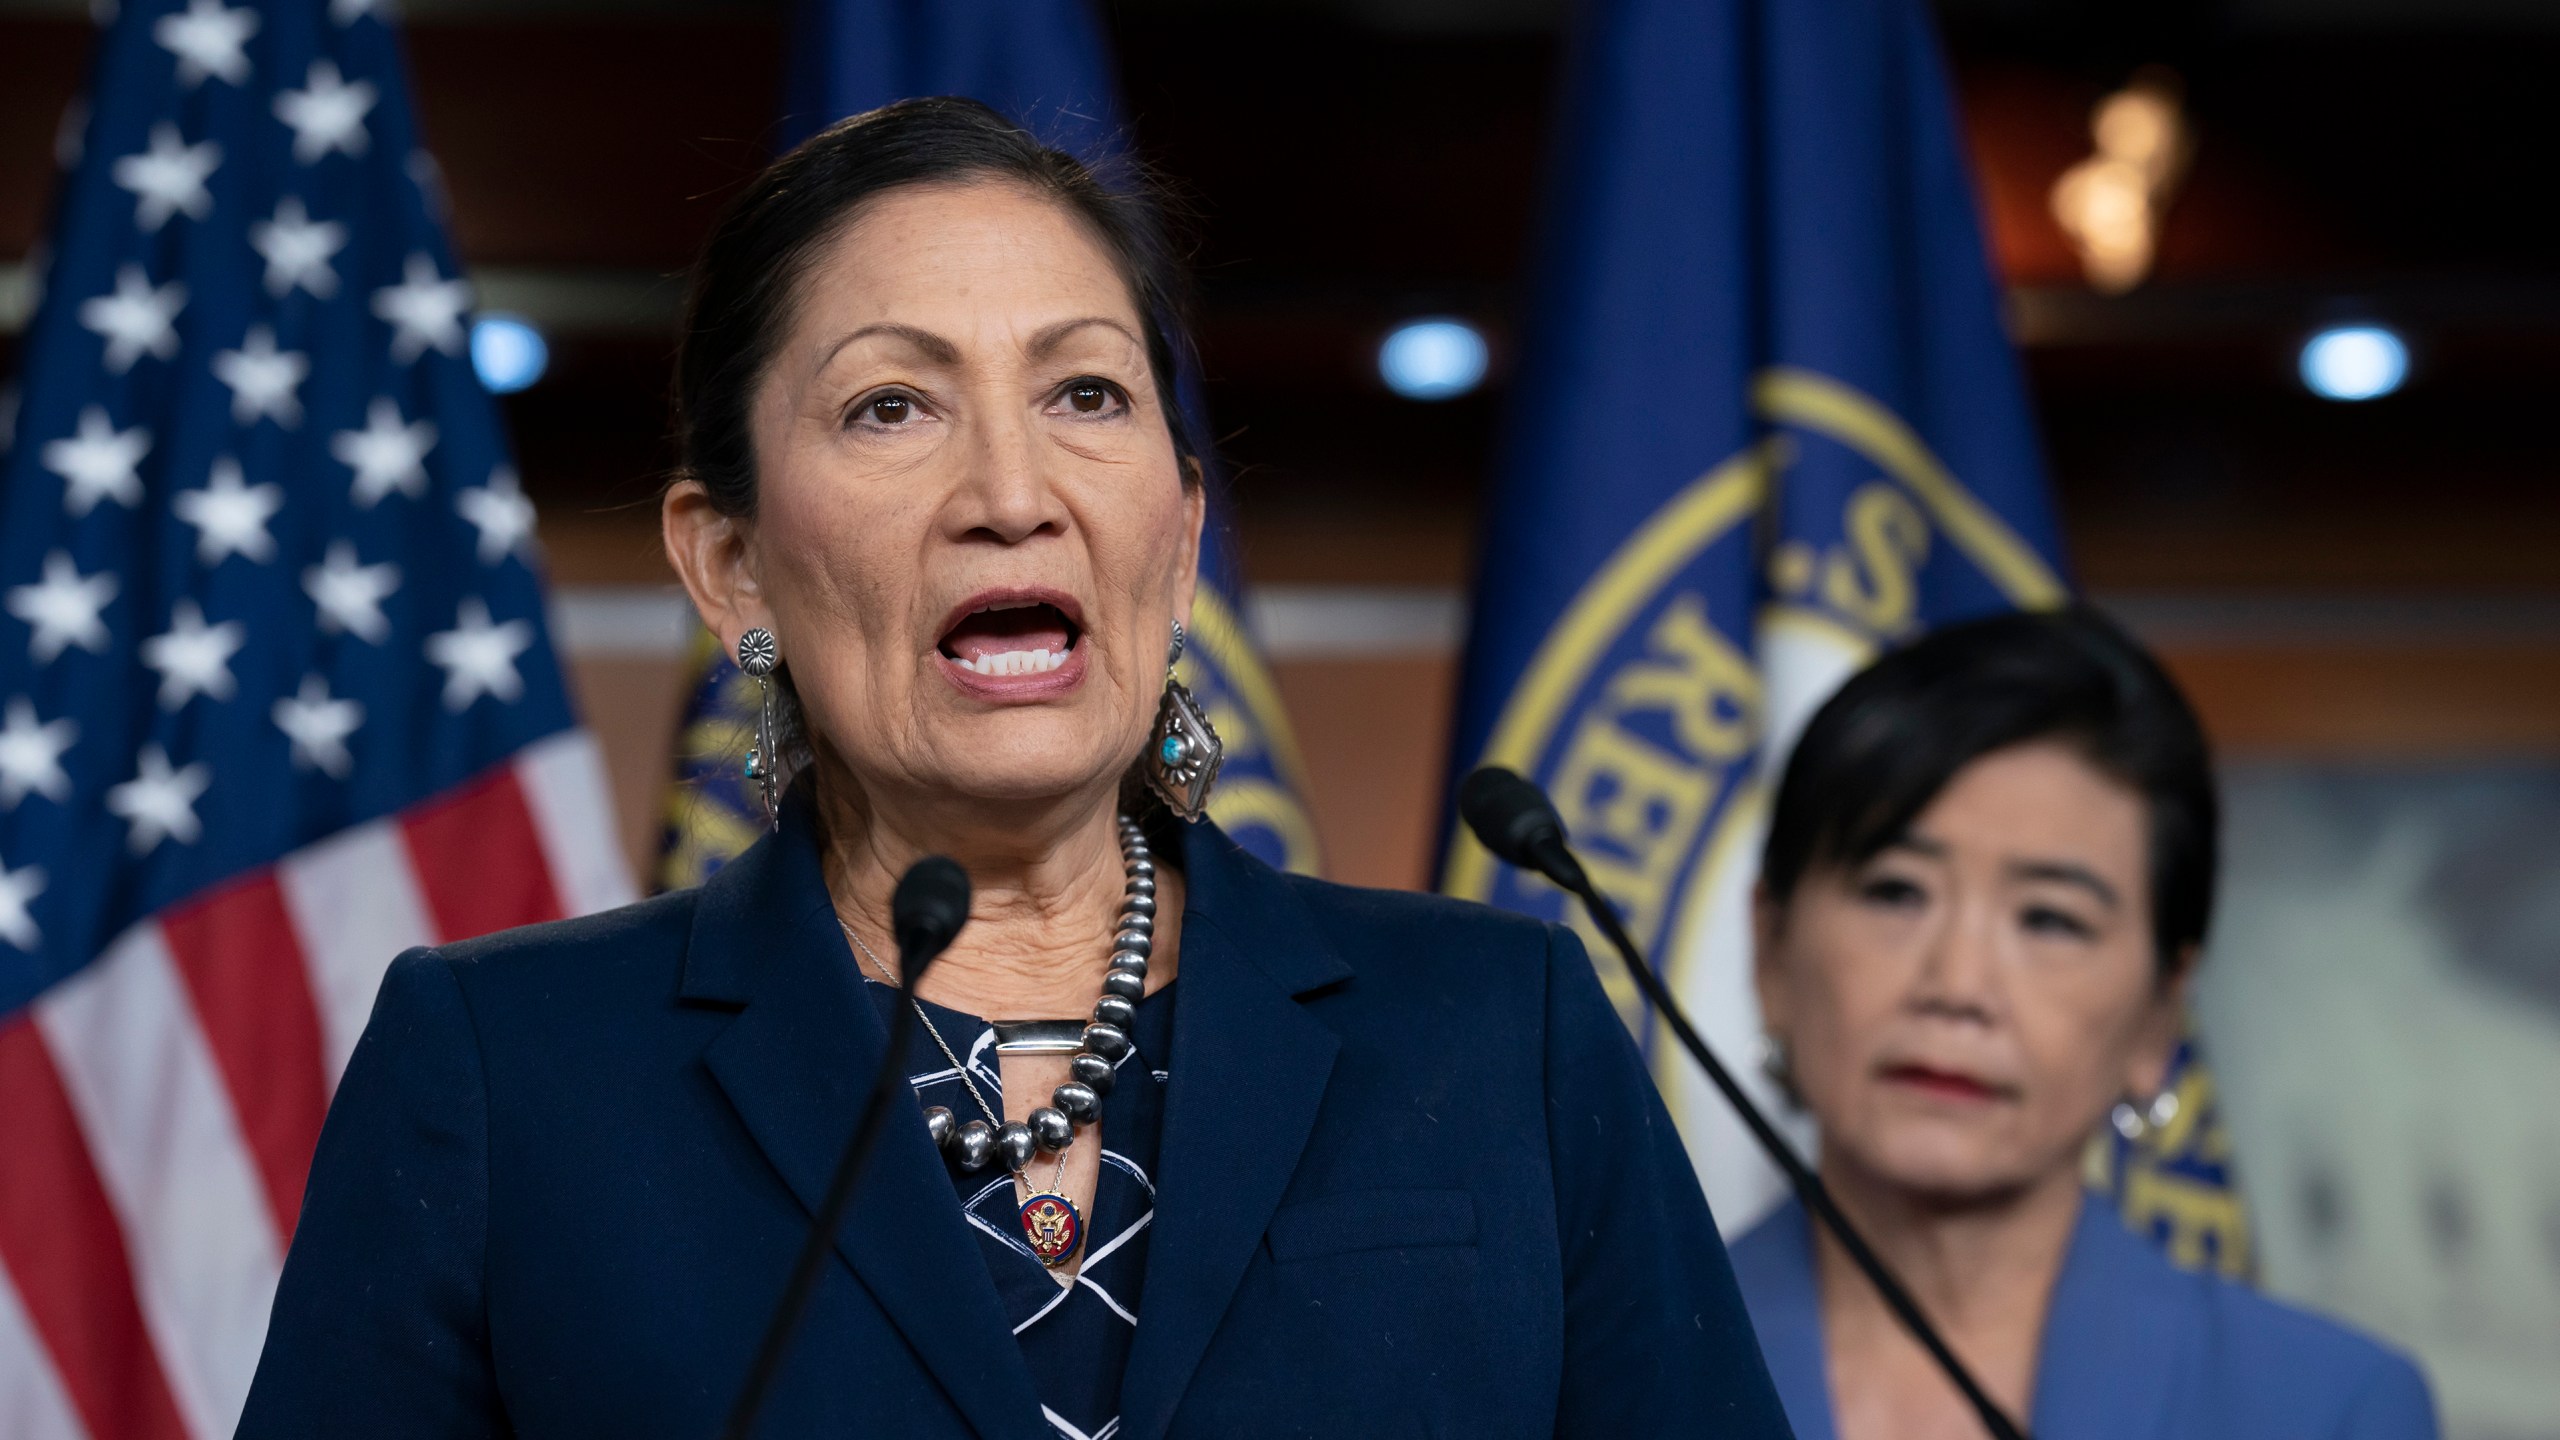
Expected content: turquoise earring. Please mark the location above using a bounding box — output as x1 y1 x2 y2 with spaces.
736 627 779 829
1143 619 1222 820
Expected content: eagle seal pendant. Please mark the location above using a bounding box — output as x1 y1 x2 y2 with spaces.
1019 1190 1084 1266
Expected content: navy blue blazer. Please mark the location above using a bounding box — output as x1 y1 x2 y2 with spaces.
1730 1197 2437 1440
239 797 1791 1440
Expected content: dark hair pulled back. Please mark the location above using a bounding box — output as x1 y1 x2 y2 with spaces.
1759 604 2219 979
673 95 1201 518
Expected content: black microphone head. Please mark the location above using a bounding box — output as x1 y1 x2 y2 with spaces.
1458 766 1574 882
889 856 971 983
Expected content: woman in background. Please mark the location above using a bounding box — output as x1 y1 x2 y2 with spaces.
1731 606 2436 1440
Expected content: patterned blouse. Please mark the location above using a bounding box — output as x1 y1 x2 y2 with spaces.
863 978 1176 1440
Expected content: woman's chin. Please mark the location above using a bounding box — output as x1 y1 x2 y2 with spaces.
910 726 1135 808
1842 1124 2052 1206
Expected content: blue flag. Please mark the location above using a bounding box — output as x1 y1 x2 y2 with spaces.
656 0 1319 890
1442 0 2241 1257
0 1 629 1428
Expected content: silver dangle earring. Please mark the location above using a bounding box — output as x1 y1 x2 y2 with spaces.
1755 1032 1800 1105
736 627 780 829
1143 618 1223 820
2110 1087 2182 1142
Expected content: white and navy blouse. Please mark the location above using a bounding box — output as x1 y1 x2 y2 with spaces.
864 979 1176 1440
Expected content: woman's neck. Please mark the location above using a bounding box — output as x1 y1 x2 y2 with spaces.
813 775 1179 1019
1811 1155 2085 1440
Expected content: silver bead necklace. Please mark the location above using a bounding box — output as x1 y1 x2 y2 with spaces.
837 814 1158 1267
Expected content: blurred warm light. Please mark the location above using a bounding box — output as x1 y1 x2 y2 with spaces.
471 312 548 394
1378 317 1489 401
2051 69 2192 294
2300 325 2410 402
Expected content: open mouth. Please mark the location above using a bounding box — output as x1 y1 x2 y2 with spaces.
937 594 1083 678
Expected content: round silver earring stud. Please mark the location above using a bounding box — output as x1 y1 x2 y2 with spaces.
1166 619 1186 671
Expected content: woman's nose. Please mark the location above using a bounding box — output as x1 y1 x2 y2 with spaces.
1910 896 2002 1019
952 411 1068 545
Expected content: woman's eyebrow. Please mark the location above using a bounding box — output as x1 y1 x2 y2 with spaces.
818 322 960 371
2006 858 2121 910
1026 315 1142 360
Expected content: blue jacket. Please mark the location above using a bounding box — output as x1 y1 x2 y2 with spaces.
1729 1197 2436 1440
238 796 1791 1440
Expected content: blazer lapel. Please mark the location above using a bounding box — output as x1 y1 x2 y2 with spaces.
2028 1196 2200 1440
1116 823 1351 1440
1736 1203 1841 1440
684 797 1048 1440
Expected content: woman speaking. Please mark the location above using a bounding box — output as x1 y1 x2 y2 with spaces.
1730 608 2435 1440
237 99 1788 1440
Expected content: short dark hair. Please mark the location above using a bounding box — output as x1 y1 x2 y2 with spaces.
1759 605 2218 977
673 95 1201 520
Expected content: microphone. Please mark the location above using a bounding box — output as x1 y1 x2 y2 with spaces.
1458 768 2030 1440
719 856 972 1440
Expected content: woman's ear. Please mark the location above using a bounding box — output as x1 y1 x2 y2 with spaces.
2123 944 2197 1101
663 479 770 654
1750 881 1790 1035
1173 457 1208 621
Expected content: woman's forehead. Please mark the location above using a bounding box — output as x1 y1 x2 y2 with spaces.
791 180 1143 349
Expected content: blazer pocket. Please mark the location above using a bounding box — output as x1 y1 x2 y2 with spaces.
1265 1189 1478 1263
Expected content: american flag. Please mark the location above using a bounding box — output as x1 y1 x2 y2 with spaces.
0 3 633 1437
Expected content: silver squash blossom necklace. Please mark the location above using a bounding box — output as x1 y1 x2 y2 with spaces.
840 814 1157 1267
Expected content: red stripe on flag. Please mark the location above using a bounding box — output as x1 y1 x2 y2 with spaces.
160 873 332 1244
402 763 565 943
0 1016 193 1440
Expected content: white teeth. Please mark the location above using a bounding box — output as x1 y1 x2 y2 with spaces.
956 647 1068 677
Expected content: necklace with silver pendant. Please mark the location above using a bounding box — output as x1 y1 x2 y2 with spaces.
841 814 1157 1267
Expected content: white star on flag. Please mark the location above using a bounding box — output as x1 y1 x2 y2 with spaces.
111 122 221 232
332 396 437 506
372 252 471 364
41 406 151 517
78 264 187 373
250 196 348 298
0 698 77 809
154 0 259 89
457 465 537 564
173 456 284 566
303 540 400 642
107 744 211 854
331 0 389 24
212 324 310 427
6 552 117 664
426 597 532 710
273 675 364 777
140 598 246 710
274 59 377 165
0 855 43 951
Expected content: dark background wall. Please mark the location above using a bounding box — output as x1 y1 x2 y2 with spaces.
2 0 2554 885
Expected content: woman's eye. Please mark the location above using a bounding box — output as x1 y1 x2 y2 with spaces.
1055 379 1126 417
2021 905 2096 941
1858 876 1926 909
852 392 918 427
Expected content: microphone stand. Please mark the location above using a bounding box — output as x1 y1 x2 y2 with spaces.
1466 771 2030 1440
718 859 969 1440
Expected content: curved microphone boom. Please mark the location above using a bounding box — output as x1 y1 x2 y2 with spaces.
1458 768 2031 1440
719 856 972 1440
